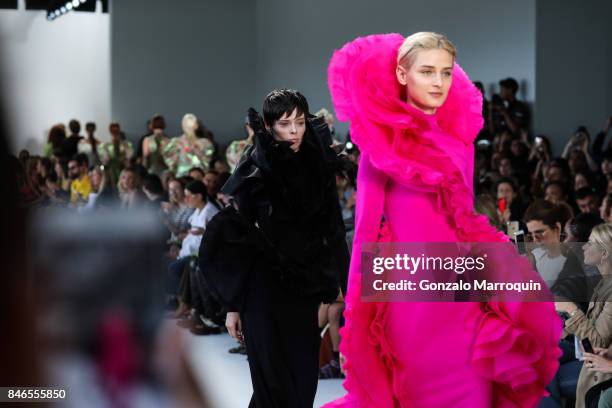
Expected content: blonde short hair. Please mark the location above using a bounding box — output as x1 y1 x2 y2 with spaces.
590 223 612 253
397 32 457 69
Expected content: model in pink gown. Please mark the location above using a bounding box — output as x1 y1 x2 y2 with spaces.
323 34 563 408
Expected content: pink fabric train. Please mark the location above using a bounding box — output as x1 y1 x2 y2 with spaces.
323 33 562 407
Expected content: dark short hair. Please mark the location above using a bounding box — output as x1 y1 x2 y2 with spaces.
544 181 567 197
499 78 519 94
143 174 164 196
575 187 598 200
188 167 205 177
567 212 603 242
185 180 207 201
524 199 569 229
69 119 81 134
85 122 96 130
602 151 612 163
151 114 166 130
262 89 310 127
71 153 89 168
495 177 517 194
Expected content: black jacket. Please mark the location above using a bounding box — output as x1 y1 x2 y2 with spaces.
199 115 349 312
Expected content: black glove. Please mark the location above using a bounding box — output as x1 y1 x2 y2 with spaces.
247 107 295 161
247 108 273 149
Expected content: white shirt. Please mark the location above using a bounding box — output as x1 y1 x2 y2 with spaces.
178 202 220 258
532 246 567 287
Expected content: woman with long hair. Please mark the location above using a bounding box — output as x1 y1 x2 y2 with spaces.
323 32 562 407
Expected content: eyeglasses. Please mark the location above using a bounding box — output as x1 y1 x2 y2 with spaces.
528 226 551 240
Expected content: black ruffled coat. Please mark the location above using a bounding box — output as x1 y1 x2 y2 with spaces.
199 115 349 312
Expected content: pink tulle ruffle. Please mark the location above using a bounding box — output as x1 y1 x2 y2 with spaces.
324 33 562 408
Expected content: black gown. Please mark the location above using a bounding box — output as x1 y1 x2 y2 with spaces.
199 114 349 407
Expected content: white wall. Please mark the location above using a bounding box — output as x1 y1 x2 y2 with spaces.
0 1 109 154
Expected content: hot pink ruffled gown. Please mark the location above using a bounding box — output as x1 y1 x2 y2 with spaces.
323 34 562 408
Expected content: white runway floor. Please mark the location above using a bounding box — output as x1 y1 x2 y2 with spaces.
188 331 345 408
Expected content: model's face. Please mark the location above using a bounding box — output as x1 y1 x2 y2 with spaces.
269 108 306 152
396 49 454 115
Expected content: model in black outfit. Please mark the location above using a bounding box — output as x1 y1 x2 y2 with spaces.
199 89 349 407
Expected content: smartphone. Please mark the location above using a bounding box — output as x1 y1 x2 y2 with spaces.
498 197 507 214
507 221 519 238
582 338 594 354
535 136 542 146
514 230 526 255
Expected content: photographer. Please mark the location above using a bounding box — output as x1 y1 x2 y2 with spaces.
489 77 530 134
562 126 598 173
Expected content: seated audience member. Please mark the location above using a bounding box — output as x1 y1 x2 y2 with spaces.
68 153 92 206
117 167 145 209
212 160 230 175
524 200 574 288
583 346 612 407
188 167 205 182
142 174 167 209
42 172 69 207
162 179 194 255
576 187 601 215
555 223 612 408
80 166 116 212
167 181 214 316
203 170 223 210
545 181 570 206
495 177 527 231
